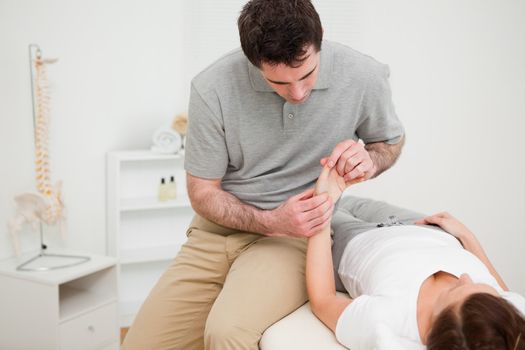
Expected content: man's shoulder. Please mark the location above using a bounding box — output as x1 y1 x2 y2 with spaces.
326 40 389 81
192 48 249 91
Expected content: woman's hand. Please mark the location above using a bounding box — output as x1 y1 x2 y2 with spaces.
315 164 363 203
415 212 474 241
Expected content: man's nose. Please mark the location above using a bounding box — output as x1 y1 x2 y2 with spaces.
289 83 306 100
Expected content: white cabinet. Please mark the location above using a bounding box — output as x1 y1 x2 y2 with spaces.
0 253 119 350
106 150 194 326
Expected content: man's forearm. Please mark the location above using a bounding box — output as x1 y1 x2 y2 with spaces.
365 135 405 178
188 182 271 235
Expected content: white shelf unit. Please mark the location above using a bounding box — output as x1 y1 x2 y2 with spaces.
106 150 194 327
0 253 119 350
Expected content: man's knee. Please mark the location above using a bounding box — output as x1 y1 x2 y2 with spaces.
204 319 260 350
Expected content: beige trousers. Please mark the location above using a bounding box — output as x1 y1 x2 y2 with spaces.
121 215 308 350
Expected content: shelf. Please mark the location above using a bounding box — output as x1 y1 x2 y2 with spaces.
115 150 184 162
107 149 194 328
120 244 183 264
120 195 191 211
59 285 116 322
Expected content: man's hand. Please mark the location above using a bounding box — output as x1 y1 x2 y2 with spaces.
415 212 474 241
321 139 375 183
266 188 334 238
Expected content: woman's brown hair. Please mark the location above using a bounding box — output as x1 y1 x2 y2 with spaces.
427 293 525 350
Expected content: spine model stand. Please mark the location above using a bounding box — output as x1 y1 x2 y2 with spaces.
7 45 89 270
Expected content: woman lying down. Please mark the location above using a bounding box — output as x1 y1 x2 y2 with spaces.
307 165 525 350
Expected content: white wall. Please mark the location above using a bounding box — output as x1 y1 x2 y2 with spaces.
1 0 524 293
0 0 187 256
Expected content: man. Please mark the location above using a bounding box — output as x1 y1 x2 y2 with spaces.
122 1 404 349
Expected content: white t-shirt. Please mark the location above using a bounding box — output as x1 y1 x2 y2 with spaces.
335 225 525 350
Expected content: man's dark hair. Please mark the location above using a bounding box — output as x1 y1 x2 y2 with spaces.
238 0 323 68
427 293 525 350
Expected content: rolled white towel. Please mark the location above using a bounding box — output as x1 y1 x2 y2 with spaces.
150 127 182 154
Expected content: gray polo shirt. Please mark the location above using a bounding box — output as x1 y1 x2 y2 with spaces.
185 40 404 210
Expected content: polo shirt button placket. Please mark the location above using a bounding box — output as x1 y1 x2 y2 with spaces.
282 103 297 132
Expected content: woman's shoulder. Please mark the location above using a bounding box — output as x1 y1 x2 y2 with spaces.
500 291 525 317
336 294 424 349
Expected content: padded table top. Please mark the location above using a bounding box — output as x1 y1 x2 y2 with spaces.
260 294 349 350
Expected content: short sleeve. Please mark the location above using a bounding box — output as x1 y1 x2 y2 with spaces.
335 295 390 350
356 64 404 145
184 83 229 179
501 291 525 317
336 295 424 350
375 323 425 350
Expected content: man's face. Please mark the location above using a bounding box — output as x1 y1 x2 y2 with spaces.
259 45 320 104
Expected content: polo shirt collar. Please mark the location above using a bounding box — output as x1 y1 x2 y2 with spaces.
248 42 333 92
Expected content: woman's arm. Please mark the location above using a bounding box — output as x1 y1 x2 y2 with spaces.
306 165 353 332
306 224 352 331
461 232 509 291
416 212 509 291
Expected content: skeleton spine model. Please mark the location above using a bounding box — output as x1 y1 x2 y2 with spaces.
7 47 66 256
